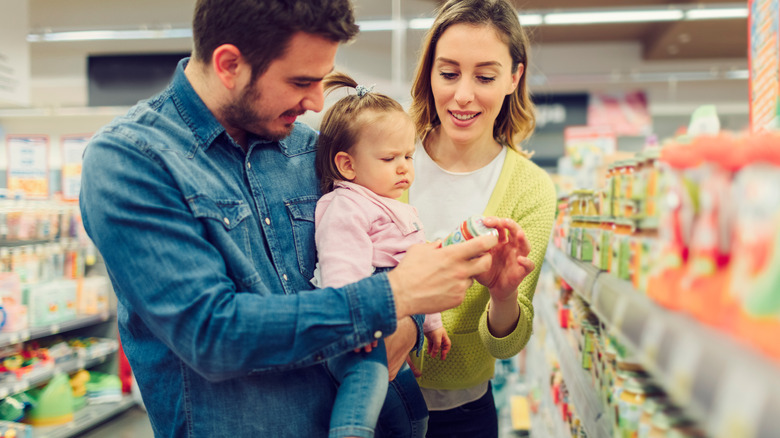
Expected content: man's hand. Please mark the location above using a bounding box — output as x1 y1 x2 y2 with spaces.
384 317 417 380
388 234 497 319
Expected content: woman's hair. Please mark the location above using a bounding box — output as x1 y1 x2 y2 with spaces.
409 0 535 156
316 72 407 194
191 0 359 82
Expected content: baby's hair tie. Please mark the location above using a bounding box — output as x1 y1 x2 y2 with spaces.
356 84 375 97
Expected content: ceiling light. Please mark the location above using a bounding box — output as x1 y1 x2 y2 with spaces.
356 20 403 31
544 10 684 25
407 18 434 30
686 8 748 20
26 4 750 42
27 28 192 42
519 14 543 26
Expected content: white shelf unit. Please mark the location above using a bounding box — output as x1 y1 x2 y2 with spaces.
0 313 112 349
533 291 612 438
0 340 117 399
526 333 573 438
544 245 780 438
31 395 136 438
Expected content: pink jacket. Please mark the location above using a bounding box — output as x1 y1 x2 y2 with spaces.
315 181 442 332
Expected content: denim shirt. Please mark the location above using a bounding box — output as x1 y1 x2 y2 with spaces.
80 58 418 437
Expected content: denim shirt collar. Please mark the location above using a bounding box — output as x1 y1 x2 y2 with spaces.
169 58 226 154
169 57 312 157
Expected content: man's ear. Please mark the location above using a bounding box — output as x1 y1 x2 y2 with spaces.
334 151 356 181
212 44 248 90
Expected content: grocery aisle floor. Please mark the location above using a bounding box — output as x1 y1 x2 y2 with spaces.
77 394 529 437
80 406 154 438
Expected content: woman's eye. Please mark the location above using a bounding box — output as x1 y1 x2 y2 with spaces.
477 76 496 83
440 72 458 80
382 158 394 162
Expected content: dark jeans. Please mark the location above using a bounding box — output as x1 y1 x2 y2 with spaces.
425 382 498 438
375 364 429 438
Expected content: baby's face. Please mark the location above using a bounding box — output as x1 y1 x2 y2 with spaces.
348 111 416 199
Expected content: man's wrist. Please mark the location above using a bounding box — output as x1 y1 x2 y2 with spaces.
387 269 412 319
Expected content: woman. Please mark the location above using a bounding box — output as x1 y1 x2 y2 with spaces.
403 0 557 436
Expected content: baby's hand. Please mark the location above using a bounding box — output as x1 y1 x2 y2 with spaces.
425 327 451 360
355 340 379 354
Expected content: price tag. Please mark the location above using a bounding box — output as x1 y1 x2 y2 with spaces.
667 332 701 404
639 317 665 365
50 324 61 335
711 366 765 438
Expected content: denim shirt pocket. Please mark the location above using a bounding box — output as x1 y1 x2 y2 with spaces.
284 196 318 280
188 195 261 287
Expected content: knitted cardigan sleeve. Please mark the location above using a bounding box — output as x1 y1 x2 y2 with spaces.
477 149 557 359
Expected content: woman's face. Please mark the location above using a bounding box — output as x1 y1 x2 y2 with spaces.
430 23 522 148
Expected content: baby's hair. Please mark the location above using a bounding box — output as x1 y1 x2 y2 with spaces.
316 72 408 194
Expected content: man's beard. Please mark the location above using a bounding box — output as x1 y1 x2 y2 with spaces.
222 82 298 142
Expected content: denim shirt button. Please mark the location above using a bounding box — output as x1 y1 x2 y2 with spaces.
265 217 271 225
316 355 323 361
223 217 230 226
283 274 288 281
246 162 251 169
373 330 382 339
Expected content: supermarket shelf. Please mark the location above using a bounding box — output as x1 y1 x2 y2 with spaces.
526 335 572 438
545 245 601 302
0 342 119 399
0 313 113 349
534 292 611 438
545 245 780 438
32 394 136 438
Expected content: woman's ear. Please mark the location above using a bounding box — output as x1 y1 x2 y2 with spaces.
506 64 524 95
334 151 357 181
212 44 249 90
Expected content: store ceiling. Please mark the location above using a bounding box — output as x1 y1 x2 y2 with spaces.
429 0 748 60
28 0 747 62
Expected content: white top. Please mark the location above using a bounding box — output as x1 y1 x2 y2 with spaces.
408 144 507 411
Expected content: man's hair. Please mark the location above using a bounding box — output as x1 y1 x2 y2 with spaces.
316 72 409 194
192 0 359 81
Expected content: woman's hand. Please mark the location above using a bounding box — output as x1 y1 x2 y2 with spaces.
474 217 534 301
475 217 535 337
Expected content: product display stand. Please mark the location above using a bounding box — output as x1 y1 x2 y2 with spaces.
535 290 611 438
525 332 574 438
31 394 136 438
544 245 780 438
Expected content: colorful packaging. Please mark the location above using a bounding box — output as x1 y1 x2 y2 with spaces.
441 216 498 246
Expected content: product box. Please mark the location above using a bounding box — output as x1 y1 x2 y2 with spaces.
22 279 78 327
78 276 110 315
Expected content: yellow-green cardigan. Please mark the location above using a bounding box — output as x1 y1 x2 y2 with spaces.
401 147 556 390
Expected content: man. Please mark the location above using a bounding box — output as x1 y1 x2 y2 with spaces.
79 1 497 436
